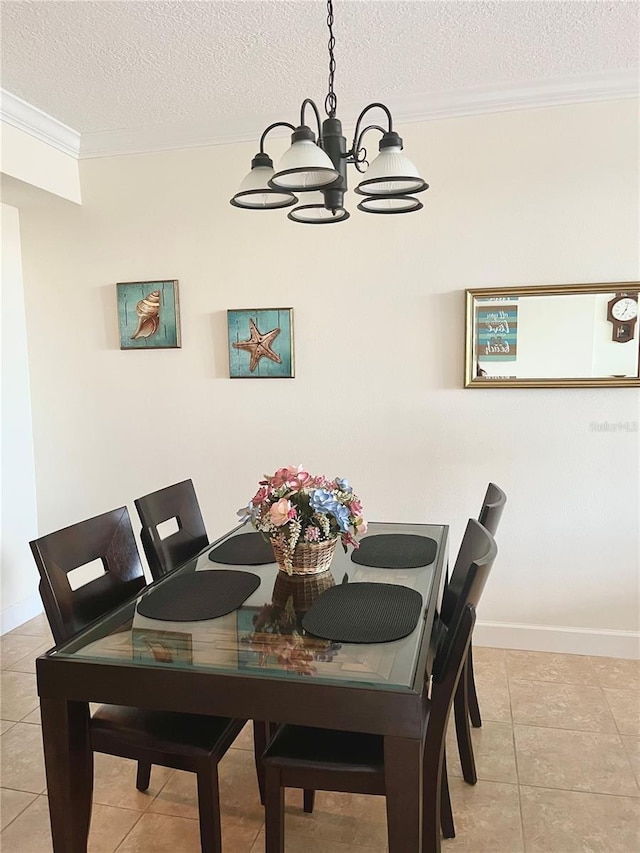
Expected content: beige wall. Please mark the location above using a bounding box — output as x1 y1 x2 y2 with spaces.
1 122 81 204
15 99 640 655
1 203 40 630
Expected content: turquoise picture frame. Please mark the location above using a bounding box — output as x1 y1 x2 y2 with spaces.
117 280 181 349
227 308 294 378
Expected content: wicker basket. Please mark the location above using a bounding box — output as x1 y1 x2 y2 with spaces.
270 536 338 575
271 568 336 611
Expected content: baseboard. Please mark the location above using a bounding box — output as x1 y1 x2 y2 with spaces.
475 620 640 660
0 593 43 636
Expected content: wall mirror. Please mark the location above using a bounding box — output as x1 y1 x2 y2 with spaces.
465 282 640 388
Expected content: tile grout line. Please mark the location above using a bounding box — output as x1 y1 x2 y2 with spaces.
505 661 527 852
0 790 38 833
93 767 178 817
506 665 622 735
601 686 640 795
111 808 147 853
513 780 640 800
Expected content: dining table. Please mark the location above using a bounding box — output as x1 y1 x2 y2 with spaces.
36 520 449 853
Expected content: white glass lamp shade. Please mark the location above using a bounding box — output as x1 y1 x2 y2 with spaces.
230 164 297 209
271 140 340 191
288 192 350 224
356 146 428 197
357 195 423 215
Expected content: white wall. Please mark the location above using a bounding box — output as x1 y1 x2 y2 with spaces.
0 121 81 204
15 99 640 656
1 203 40 631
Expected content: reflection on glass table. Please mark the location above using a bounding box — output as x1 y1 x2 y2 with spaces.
60 521 448 692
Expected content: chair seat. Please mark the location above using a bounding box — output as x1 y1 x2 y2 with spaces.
91 704 245 757
264 724 384 775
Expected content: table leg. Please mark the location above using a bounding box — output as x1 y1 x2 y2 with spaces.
40 697 93 853
384 735 422 853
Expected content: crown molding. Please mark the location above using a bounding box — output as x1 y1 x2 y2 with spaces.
4 70 638 161
387 68 640 124
0 89 80 158
78 69 639 159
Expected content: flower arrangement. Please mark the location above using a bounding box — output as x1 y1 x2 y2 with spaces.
238 465 367 572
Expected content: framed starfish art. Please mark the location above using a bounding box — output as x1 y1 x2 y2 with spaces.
227 308 294 378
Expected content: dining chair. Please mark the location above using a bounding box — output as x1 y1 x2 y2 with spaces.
30 506 247 853
454 481 507 785
134 479 277 805
134 479 210 581
261 518 497 853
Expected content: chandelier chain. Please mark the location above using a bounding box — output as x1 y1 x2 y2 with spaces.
325 0 337 118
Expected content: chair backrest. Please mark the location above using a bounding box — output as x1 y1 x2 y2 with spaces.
134 479 209 580
478 482 506 536
30 506 146 645
432 603 476 687
439 518 497 638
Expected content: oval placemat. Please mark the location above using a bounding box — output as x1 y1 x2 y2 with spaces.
208 532 275 565
351 534 437 569
137 571 261 621
302 582 423 644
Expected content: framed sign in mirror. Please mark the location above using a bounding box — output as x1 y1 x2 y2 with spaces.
465 282 640 388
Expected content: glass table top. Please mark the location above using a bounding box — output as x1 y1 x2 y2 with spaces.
50 522 448 693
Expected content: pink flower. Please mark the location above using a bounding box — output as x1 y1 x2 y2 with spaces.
287 470 313 490
304 526 321 542
355 517 368 535
271 468 292 487
343 532 359 549
252 486 270 505
270 465 313 491
269 498 295 527
349 499 363 516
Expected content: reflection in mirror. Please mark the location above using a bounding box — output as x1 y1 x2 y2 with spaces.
465 283 640 388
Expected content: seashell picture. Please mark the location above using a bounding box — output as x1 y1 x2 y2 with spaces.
116 280 181 349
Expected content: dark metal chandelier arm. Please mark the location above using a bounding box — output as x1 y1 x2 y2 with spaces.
349 102 394 153
299 98 324 140
259 122 296 154
349 124 387 173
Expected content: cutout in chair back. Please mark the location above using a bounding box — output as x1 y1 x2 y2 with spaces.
157 517 180 540
67 558 107 591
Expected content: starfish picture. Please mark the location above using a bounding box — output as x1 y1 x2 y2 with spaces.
233 318 282 372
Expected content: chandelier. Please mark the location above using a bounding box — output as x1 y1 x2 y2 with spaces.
230 0 428 224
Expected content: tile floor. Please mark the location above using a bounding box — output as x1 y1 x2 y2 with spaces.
1 614 639 852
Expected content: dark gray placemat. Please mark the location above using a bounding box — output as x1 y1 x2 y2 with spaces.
351 533 437 569
208 532 275 565
137 571 261 621
302 582 423 644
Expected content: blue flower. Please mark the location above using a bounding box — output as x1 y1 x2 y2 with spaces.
335 478 352 493
309 489 341 514
237 501 258 522
333 504 351 532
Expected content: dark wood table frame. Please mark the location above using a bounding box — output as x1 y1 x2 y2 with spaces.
36 524 448 853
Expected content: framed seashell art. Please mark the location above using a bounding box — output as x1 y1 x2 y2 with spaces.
227 307 294 378
116 280 181 349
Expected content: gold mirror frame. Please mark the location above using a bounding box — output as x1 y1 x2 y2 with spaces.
465 282 640 388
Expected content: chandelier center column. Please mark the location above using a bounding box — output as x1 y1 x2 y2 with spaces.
320 117 347 212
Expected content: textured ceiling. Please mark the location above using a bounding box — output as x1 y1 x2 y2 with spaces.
1 0 638 135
